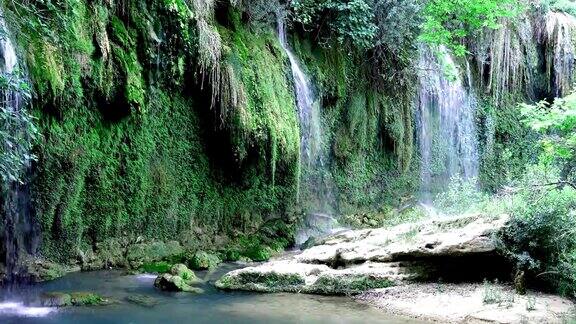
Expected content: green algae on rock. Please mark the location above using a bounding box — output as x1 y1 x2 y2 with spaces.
154 264 203 293
40 292 112 307
187 251 221 270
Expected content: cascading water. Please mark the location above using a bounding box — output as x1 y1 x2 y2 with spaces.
277 15 343 245
277 17 323 175
416 46 479 199
0 10 38 282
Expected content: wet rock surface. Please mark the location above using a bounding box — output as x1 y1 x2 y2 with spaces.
154 264 204 293
39 291 112 307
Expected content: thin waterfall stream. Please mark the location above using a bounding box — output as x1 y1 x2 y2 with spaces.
277 15 343 245
0 10 38 283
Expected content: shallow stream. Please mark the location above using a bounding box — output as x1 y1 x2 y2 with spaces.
0 264 422 323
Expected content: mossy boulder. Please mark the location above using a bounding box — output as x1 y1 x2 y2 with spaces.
154 273 204 293
216 271 306 293
40 292 111 307
244 245 273 262
154 264 202 293
40 292 73 307
187 252 221 270
219 220 296 263
70 292 109 306
170 263 197 282
215 260 398 295
309 275 394 295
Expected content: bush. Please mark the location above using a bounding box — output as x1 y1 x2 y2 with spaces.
291 0 377 49
499 186 576 298
433 177 489 215
139 261 172 273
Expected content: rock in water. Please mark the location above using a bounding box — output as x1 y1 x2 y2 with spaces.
126 294 159 308
216 214 511 295
154 264 203 293
40 292 72 307
39 292 111 307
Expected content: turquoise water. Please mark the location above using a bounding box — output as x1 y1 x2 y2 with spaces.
0 264 423 323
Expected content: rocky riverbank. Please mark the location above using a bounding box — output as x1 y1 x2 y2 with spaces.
216 214 512 294
357 283 575 323
216 213 576 322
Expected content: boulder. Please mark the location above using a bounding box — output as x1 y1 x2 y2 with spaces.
217 214 511 295
39 292 111 307
154 273 203 293
70 292 112 306
170 263 198 282
296 214 510 265
40 292 72 307
154 264 203 293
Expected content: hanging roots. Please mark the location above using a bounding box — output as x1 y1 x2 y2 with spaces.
472 15 537 104
539 11 576 98
193 0 246 116
219 62 247 124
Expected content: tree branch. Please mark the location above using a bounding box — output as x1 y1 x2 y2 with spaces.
532 181 576 191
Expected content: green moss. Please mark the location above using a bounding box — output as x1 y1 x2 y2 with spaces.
70 292 106 306
310 275 394 295
187 251 221 270
40 292 73 307
140 261 172 273
290 32 418 215
216 272 305 292
221 219 295 262
110 16 134 48
170 264 197 282
1 0 417 267
0 1 296 266
216 24 300 185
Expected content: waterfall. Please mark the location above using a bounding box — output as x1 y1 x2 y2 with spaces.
416 46 479 198
0 10 38 282
277 15 342 245
277 17 323 171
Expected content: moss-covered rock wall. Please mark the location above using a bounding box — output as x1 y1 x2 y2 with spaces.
0 0 414 265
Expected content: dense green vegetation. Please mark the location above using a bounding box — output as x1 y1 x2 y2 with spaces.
0 0 575 301
0 70 36 185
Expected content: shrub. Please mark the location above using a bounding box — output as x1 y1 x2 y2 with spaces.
139 261 172 273
499 186 576 298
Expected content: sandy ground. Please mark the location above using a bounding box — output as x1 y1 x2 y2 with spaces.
356 283 575 323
